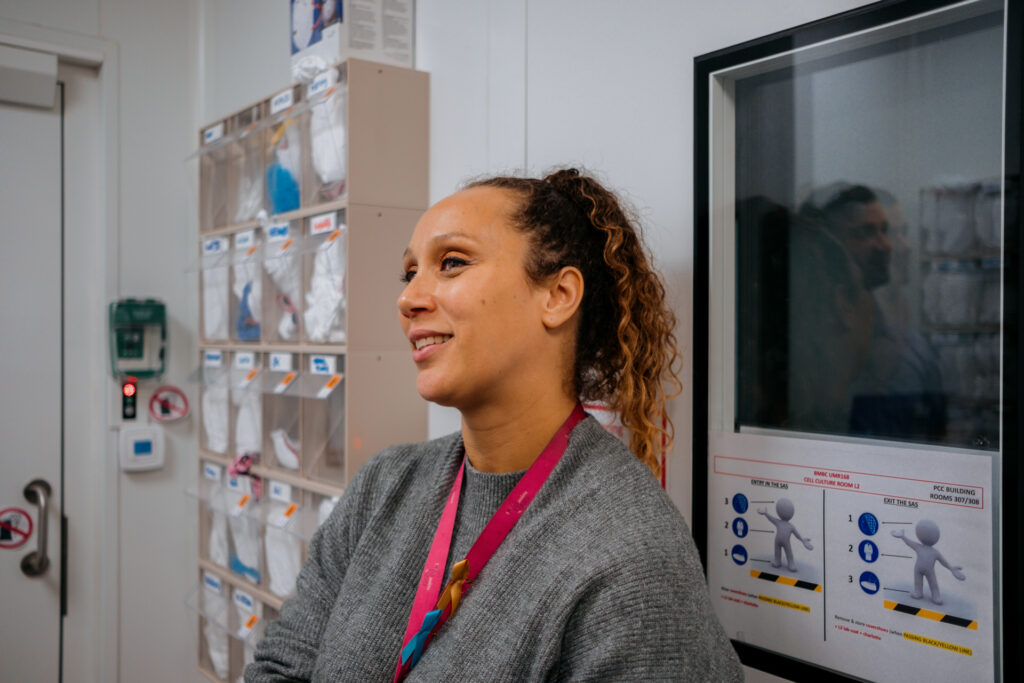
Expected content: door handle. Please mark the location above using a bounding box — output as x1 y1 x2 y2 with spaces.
21 479 52 577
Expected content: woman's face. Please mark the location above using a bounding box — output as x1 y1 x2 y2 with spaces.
398 186 552 409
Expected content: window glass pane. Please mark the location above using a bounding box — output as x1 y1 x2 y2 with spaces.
734 8 1004 449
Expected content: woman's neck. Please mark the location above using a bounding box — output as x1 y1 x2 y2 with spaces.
460 392 578 474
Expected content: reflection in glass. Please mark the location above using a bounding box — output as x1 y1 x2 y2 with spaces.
734 7 1004 449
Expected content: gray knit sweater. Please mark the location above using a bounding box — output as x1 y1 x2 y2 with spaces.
247 416 742 681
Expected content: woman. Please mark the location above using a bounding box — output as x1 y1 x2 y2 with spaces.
248 169 742 681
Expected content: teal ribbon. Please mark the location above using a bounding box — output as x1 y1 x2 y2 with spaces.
401 608 442 669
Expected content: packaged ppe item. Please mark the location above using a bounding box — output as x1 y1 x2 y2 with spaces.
203 264 229 340
309 83 347 200
233 390 262 462
304 230 346 342
225 475 262 585
208 496 230 567
239 644 256 683
266 121 301 214
202 577 229 679
979 267 1000 326
266 503 303 597
233 254 262 341
270 428 301 470
318 495 340 526
234 160 263 223
264 245 302 341
974 183 1002 251
232 588 263 683
923 263 980 327
201 385 229 453
922 184 976 255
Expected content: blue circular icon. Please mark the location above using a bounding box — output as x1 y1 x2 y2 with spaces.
732 493 749 514
858 539 879 563
858 571 880 595
731 545 748 566
732 518 748 538
858 512 879 536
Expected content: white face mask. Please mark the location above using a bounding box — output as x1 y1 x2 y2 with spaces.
203 265 229 340
304 232 347 343
265 503 303 597
202 385 229 454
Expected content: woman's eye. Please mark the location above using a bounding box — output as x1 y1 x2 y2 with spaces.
440 256 468 271
400 269 416 283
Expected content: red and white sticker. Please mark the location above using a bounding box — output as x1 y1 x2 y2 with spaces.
149 385 190 422
0 507 33 549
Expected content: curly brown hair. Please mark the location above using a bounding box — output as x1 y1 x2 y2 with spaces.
467 168 681 476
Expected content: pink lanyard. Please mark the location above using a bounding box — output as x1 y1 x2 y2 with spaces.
393 404 586 681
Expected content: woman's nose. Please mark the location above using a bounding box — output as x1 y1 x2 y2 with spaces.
398 273 433 318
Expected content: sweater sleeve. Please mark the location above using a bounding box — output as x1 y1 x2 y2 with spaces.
245 467 370 682
549 533 744 682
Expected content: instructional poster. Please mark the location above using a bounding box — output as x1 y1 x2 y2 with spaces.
707 431 995 681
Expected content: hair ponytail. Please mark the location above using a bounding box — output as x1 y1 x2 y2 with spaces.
467 169 681 477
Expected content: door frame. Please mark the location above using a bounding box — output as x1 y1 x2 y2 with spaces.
0 18 120 683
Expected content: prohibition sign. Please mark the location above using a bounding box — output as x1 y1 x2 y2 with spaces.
0 507 34 549
149 385 190 422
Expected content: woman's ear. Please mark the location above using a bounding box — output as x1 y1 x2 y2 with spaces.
540 266 584 330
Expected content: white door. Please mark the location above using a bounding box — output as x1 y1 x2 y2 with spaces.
0 81 63 681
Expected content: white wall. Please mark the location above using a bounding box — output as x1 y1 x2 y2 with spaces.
415 0 874 519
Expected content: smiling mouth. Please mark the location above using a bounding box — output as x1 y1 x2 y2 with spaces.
414 335 452 351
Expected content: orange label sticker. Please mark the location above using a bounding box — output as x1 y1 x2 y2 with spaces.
325 86 336 98
325 375 341 389
281 238 294 252
237 494 250 508
245 614 259 629
246 245 259 257
283 503 298 519
245 369 259 381
326 229 341 243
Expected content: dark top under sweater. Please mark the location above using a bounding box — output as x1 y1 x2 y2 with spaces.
247 416 743 681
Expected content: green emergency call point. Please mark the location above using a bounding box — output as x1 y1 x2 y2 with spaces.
109 298 166 379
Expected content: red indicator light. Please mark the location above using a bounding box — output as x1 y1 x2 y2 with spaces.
123 382 137 397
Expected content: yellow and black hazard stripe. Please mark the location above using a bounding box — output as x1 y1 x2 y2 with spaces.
883 600 978 630
749 569 822 592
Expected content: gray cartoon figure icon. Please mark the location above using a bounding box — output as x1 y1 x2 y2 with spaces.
891 520 965 605
758 498 813 572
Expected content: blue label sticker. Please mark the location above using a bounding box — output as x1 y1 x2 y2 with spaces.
133 440 153 456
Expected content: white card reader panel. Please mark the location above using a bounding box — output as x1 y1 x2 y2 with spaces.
119 424 165 471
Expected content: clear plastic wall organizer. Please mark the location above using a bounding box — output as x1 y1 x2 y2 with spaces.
190 59 429 682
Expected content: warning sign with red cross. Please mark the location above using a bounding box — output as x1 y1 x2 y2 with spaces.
0 507 34 549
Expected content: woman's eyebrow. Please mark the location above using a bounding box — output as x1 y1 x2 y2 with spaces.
403 232 481 260
429 231 480 245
